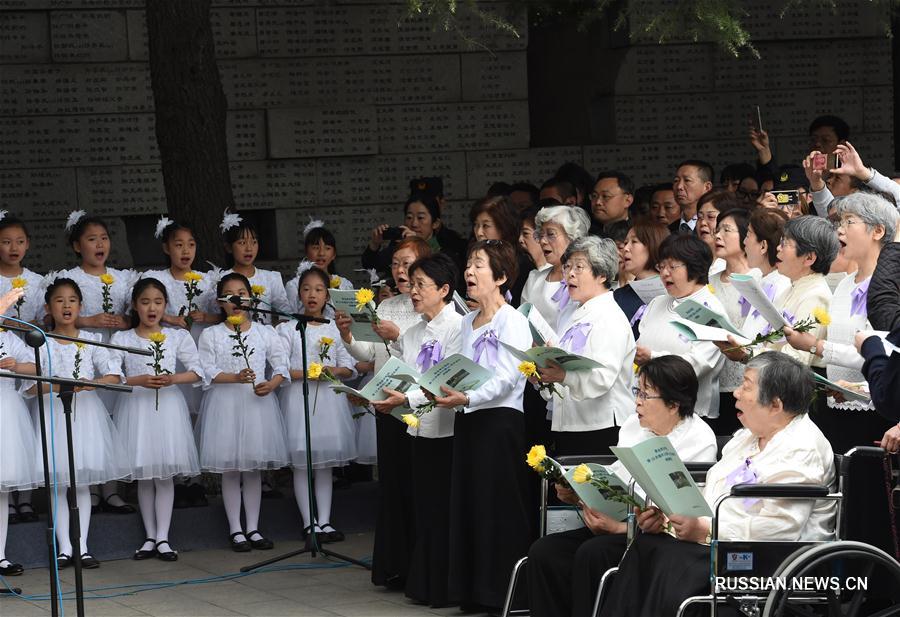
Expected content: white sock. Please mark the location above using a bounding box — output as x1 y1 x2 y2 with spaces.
0 492 8 561
137 480 157 551
76 486 91 555
154 478 174 548
292 468 314 530
221 472 244 538
54 486 72 557
241 472 262 537
314 468 333 528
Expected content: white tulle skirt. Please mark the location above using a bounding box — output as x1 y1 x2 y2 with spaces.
355 410 378 465
1 389 40 492
34 390 131 487
113 385 201 480
279 380 358 469
196 384 289 473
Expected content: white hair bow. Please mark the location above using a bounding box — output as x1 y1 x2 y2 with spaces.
303 217 325 238
220 209 242 233
65 210 87 231
154 216 174 239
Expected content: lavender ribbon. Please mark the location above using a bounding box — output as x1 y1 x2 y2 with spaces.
551 281 570 309
724 458 760 509
504 290 513 303
473 329 499 365
850 279 870 318
760 309 794 338
629 304 647 327
738 296 752 318
416 339 443 372
559 322 592 354
747 283 777 320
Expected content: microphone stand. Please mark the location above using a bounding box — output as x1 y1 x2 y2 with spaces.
0 323 149 617
230 302 370 573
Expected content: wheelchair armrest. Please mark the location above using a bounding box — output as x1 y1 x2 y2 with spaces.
844 446 886 458
556 455 617 466
729 483 829 498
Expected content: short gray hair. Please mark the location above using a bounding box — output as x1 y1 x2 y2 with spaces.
535 205 590 242
562 236 619 289
783 216 840 274
746 352 813 415
833 192 899 248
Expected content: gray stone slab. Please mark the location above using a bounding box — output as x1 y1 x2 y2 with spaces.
24 217 132 271
227 110 268 160
230 159 318 210
77 164 167 216
0 167 77 219
862 86 894 134
0 12 50 62
267 107 377 159
465 146 584 198
0 62 153 116
50 10 128 62
461 51 527 101
126 8 260 61
613 45 712 95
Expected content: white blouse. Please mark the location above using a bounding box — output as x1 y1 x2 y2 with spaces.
276 320 357 378
0 268 45 322
59 266 136 318
221 267 289 326
822 273 873 411
703 413 835 542
285 273 353 316
391 302 462 439
345 293 419 373
460 303 531 413
107 328 202 381
0 328 31 391
767 273 833 368
545 292 637 432
637 285 727 418
141 268 219 320
197 322 289 387
25 330 111 393
521 264 577 334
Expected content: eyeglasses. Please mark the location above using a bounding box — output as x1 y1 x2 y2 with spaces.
533 230 562 242
590 191 625 202
833 218 865 231
390 261 415 269
632 387 664 401
562 262 590 275
715 225 738 234
655 262 687 274
409 281 437 292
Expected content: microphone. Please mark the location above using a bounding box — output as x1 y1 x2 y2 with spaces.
217 295 250 306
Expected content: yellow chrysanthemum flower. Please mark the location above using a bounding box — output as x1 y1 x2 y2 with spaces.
99 273 114 285
74 342 85 350
10 277 26 289
355 288 375 310
184 271 203 282
633 363 640 374
401 413 419 428
320 336 334 346
572 464 593 484
250 284 266 296
518 361 538 378
706 284 716 294
148 332 166 343
307 363 323 380
226 315 244 326
330 276 341 289
525 445 547 470
812 307 831 326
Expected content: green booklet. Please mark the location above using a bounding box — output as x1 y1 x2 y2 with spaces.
500 340 603 371
329 289 388 344
329 356 416 403
393 353 494 396
563 463 643 521
674 299 745 339
813 372 870 403
517 303 558 346
610 436 712 517
729 273 788 330
670 319 751 346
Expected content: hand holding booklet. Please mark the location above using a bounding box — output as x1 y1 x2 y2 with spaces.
329 356 417 403
564 463 643 521
500 340 603 371
329 289 386 344
610 436 712 517
669 319 751 346
393 353 494 396
813 372 870 403
674 299 746 339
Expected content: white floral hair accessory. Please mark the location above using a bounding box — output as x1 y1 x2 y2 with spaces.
303 217 325 238
220 209 242 233
0 210 7 222
154 216 174 239
295 260 316 278
65 210 87 231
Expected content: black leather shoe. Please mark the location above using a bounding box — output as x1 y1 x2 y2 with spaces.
229 532 251 552
7 504 18 525
16 503 38 523
0 559 24 576
319 524 345 543
57 553 72 569
246 530 273 550
155 540 178 562
100 494 135 514
81 553 100 569
133 538 157 560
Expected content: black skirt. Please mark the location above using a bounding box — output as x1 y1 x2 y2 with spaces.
810 404 893 455
371 413 415 587
449 407 532 609
599 533 710 617
405 436 455 607
551 426 620 457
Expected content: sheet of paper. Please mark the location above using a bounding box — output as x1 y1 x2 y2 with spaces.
629 275 667 305
674 299 746 338
329 289 386 343
329 356 418 402
669 319 751 346
500 341 603 371
518 303 558 346
729 273 788 330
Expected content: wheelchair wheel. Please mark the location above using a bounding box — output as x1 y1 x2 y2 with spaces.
762 541 900 617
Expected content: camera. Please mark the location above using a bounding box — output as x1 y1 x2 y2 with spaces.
772 190 799 208
812 153 841 172
382 227 404 241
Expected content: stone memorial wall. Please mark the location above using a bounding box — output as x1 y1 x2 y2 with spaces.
0 0 894 279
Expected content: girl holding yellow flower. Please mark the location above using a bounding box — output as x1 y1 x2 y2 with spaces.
108 278 202 562
277 266 357 544
196 272 290 553
0 214 43 324
284 222 354 316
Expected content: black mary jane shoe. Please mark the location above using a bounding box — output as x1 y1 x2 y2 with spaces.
133 538 157 561
229 531 251 553
246 530 273 550
56 553 72 569
80 553 100 569
100 494 136 514
155 540 178 562
0 559 24 576
7 504 19 525
16 503 38 523
318 524 345 543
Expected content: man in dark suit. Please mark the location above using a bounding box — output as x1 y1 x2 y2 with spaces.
669 160 713 234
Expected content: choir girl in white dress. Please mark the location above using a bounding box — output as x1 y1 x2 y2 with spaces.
284 220 354 316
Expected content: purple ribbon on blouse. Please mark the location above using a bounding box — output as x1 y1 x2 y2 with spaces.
761 308 794 338
724 458 760 509
850 279 870 318
741 282 777 320
551 281 570 309
559 322 592 354
504 290 513 303
416 340 443 372
630 304 647 327
473 329 499 365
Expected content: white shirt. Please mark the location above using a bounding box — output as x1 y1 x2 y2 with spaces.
197 322 289 387
766 273 833 368
23 330 111 395
460 304 531 412
221 267 289 326
391 302 462 439
637 285 727 418
346 293 419 372
277 320 357 381
108 328 202 383
58 266 139 343
0 328 31 391
703 413 835 542
521 264 577 335
544 292 637 432
142 268 219 318
822 273 873 411
0 268 44 322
